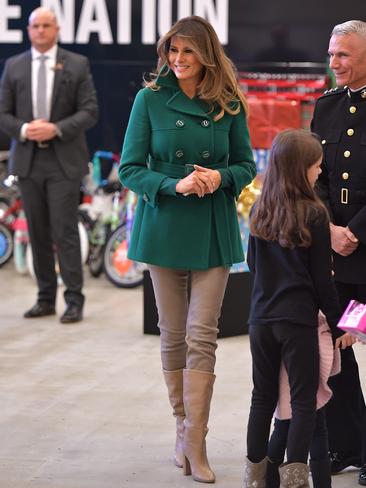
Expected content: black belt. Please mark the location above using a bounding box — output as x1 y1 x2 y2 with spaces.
148 159 228 178
35 141 52 149
333 188 366 205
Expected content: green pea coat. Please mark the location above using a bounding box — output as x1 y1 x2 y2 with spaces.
119 69 256 269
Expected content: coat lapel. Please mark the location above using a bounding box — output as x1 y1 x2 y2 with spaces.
23 52 33 118
166 91 209 117
157 67 210 117
50 47 66 115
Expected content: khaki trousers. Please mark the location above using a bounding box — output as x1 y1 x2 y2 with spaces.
148 265 230 372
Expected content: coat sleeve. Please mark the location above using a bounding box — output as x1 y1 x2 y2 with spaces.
55 57 98 141
118 89 177 208
247 234 256 274
309 212 342 336
311 104 335 220
347 208 366 245
217 106 256 198
0 59 24 140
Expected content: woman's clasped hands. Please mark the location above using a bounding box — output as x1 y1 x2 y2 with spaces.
176 164 222 197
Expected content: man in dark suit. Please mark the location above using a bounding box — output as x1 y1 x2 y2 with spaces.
311 19 366 486
0 7 98 323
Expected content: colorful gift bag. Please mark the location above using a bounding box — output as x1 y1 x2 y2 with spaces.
337 300 366 341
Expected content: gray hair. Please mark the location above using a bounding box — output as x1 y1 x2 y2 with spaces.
331 20 366 39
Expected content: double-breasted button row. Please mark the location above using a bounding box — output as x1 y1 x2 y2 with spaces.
175 149 210 159
175 119 211 128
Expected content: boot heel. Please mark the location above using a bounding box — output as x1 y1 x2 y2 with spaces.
183 455 192 476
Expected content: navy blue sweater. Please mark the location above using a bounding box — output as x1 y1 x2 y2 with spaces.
247 210 342 335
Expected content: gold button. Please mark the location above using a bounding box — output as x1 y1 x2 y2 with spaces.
342 172 349 180
321 139 326 145
350 106 357 113
347 128 354 136
344 150 351 158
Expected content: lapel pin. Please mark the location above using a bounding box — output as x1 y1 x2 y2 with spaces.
52 63 64 71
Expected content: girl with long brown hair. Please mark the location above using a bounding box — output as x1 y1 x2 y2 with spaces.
244 129 352 487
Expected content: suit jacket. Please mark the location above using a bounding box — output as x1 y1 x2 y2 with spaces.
0 46 98 179
119 69 256 269
311 87 366 284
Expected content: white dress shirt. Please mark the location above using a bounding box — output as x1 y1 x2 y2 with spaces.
20 44 58 141
31 44 57 120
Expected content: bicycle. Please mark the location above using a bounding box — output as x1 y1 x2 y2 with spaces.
82 150 145 287
0 175 27 269
79 180 124 277
103 189 146 288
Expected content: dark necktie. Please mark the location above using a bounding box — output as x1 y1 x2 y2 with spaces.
36 54 48 120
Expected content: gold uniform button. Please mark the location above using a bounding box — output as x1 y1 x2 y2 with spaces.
344 150 351 158
342 172 349 180
321 139 326 145
347 128 354 136
349 106 357 113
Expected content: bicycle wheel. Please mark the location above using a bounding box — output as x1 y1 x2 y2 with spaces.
78 221 89 265
13 231 28 274
0 223 13 266
103 224 144 288
88 244 104 277
0 197 10 219
87 221 109 278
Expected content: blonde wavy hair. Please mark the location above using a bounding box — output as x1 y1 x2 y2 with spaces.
145 15 248 120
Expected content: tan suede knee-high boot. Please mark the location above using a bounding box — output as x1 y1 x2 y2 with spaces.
279 463 310 488
163 369 185 468
243 457 267 487
182 369 216 483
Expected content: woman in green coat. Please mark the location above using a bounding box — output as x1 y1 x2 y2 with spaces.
119 15 256 484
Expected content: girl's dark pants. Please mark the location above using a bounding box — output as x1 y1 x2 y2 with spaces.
247 322 319 464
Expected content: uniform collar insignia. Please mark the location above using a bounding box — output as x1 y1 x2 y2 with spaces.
347 85 366 100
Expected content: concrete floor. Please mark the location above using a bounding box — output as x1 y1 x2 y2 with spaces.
0 262 364 488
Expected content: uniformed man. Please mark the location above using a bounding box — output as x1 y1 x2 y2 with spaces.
311 19 366 486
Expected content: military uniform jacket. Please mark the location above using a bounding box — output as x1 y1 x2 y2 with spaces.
311 87 366 284
119 69 256 269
